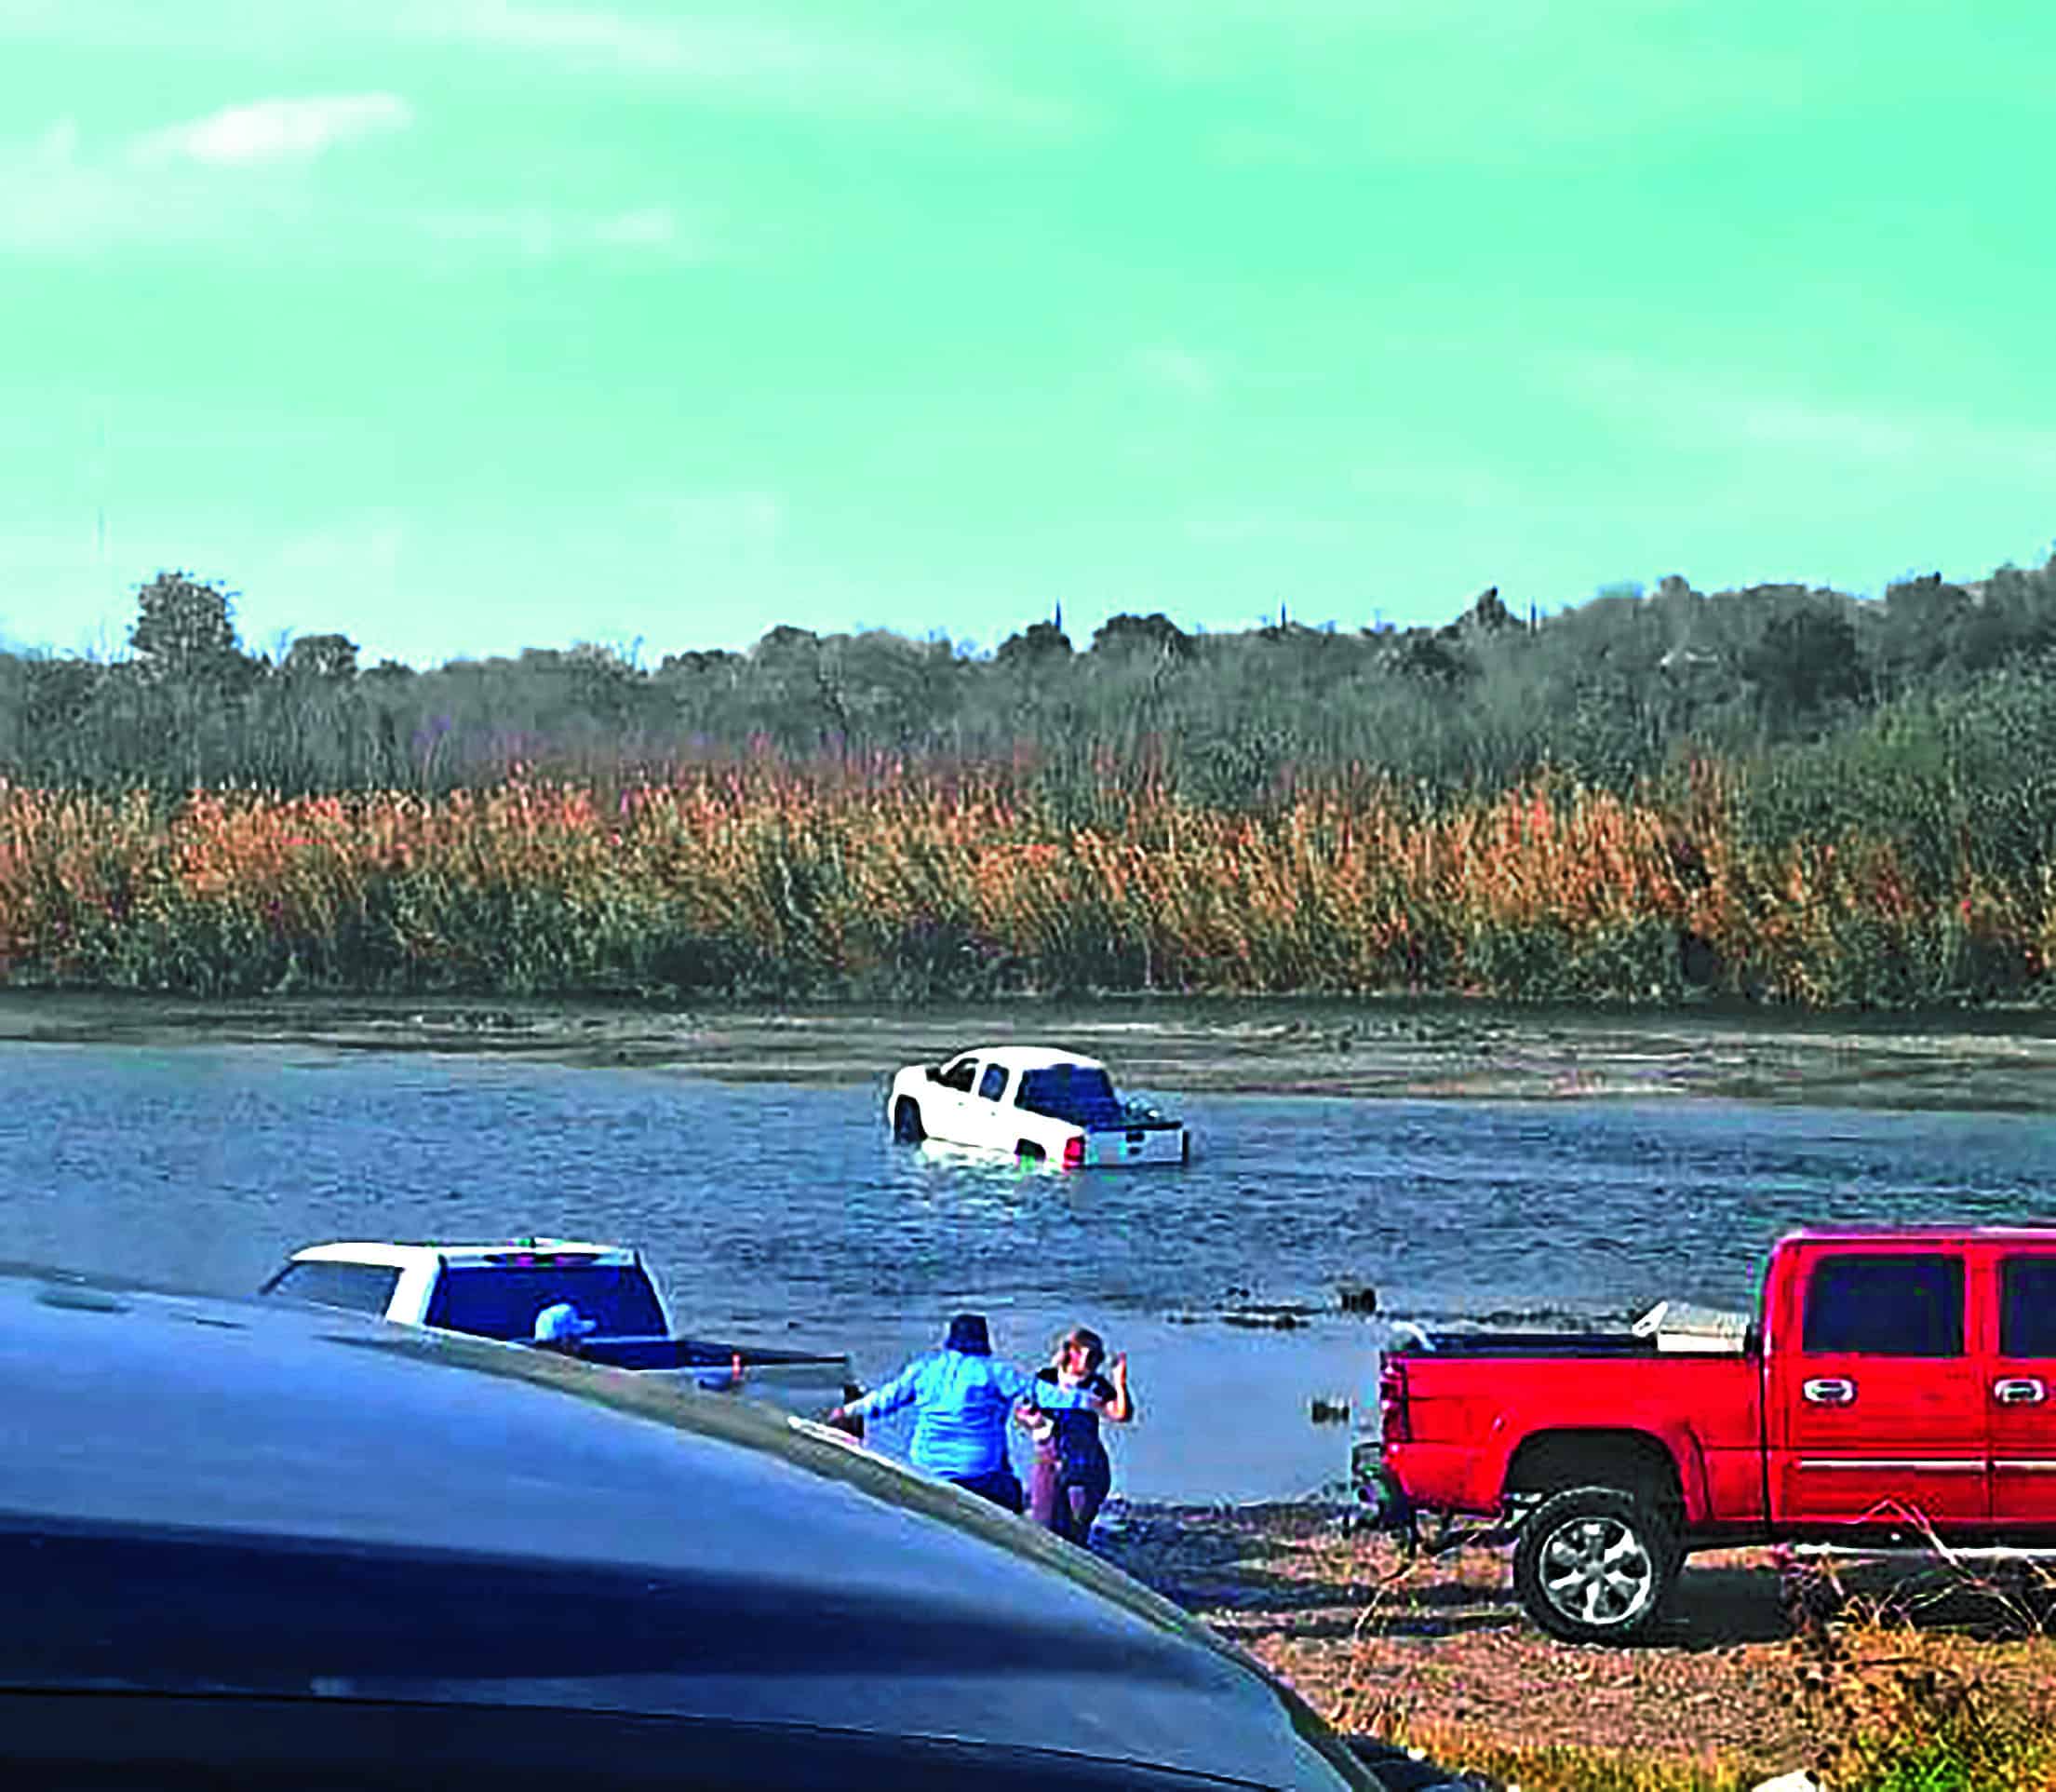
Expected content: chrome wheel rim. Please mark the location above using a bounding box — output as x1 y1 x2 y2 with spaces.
1538 1515 1654 1628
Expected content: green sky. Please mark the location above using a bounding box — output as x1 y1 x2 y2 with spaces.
3 0 2051 666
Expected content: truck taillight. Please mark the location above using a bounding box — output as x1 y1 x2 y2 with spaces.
1062 1137 1085 1169
1377 1361 1410 1442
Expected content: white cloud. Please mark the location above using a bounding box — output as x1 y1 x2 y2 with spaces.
1086 0 1810 162
1349 457 1525 512
419 206 558 258
412 1 1073 127
661 490 783 551
274 517 407 579
0 96 416 254
1212 126 1318 166
34 115 78 165
419 201 707 262
131 93 412 169
1554 350 2056 479
1183 512 1355 546
423 1 683 63
0 107 697 263
591 205 676 248
0 124 198 255
1133 344 1217 399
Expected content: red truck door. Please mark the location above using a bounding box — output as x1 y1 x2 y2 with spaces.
1989 1246 2056 1528
1768 1246 1987 1527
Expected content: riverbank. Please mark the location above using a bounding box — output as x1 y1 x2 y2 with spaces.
1102 1501 2056 1787
7 992 2056 1112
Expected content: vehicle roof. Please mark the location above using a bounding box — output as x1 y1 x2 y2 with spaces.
1779 1224 2056 1245
942 1045 1109 1073
0 1262 1364 1791
291 1239 634 1269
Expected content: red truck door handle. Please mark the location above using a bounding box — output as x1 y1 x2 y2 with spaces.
1994 1377 2049 1406
1802 1377 1858 1406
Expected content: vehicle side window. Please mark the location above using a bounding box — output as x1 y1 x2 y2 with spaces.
976 1063 1008 1101
2000 1256 2056 1356
260 1260 401 1318
937 1058 978 1093
1801 1253 1964 1357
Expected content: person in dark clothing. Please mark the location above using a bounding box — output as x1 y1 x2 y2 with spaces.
1019 1326 1134 1544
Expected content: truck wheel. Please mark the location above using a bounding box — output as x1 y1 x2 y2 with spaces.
1512 1485 1677 1645
893 1100 925 1145
1015 1140 1045 1165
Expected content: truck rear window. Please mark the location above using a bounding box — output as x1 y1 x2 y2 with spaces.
1802 1253 1964 1357
424 1265 665 1341
1015 1066 1123 1128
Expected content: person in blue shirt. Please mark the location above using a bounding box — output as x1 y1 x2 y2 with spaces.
826 1313 1095 1513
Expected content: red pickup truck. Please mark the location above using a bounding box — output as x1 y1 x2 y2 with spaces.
1364 1227 2056 1643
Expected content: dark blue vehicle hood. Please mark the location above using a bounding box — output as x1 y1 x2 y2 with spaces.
0 1264 1376 1791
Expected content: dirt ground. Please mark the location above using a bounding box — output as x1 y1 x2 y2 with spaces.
7 990 2056 1112
1099 1502 2056 1772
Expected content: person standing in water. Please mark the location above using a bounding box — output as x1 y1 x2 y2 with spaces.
1021 1327 1134 1544
826 1313 1096 1514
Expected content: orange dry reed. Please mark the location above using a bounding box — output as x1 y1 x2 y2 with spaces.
0 764 2043 1004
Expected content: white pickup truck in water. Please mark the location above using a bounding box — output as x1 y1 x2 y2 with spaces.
887 1046 1190 1168
260 1238 860 1420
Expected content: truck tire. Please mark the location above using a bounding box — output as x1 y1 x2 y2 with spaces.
1512 1485 1678 1645
893 1099 925 1145
1015 1140 1045 1165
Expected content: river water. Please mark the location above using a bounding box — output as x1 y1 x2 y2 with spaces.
7 1040 2055 1502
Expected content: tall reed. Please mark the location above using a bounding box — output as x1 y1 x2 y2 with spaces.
0 760 2049 1005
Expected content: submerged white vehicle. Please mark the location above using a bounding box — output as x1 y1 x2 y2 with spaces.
887 1046 1190 1168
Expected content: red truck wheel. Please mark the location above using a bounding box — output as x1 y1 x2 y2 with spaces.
1512 1485 1679 1645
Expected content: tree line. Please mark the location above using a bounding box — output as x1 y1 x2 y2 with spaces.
4 556 2056 804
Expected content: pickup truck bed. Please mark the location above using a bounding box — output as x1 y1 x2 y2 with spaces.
1378 1341 1765 1541
584 1336 855 1373
580 1334 858 1409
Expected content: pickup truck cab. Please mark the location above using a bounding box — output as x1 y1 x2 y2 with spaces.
260 1238 858 1419
888 1046 1189 1168
1366 1226 2056 1643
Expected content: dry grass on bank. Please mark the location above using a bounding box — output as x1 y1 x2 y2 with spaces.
1103 1503 2056 1789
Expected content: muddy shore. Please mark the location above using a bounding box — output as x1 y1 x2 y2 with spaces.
1101 1500 2056 1774
6 991 2056 1110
